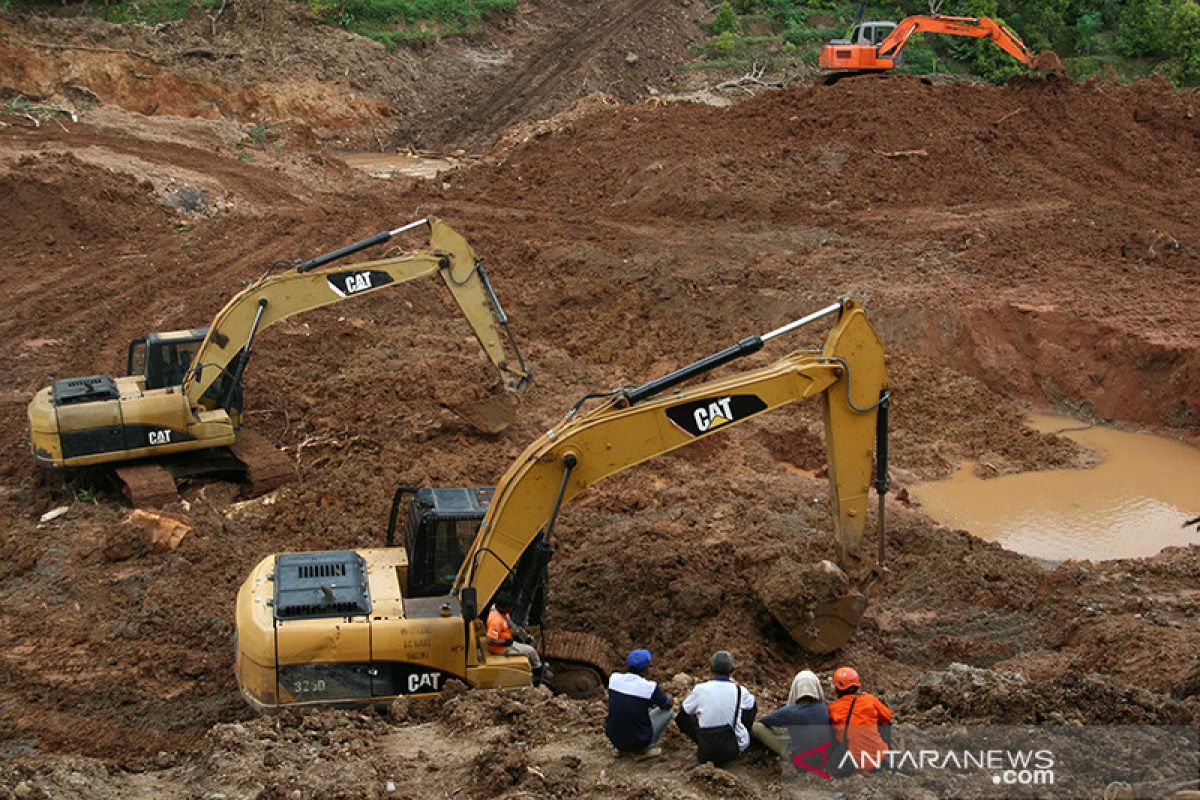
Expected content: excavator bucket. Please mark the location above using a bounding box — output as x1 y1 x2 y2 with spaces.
1033 50 1065 75
792 592 869 654
754 558 867 654
445 389 521 435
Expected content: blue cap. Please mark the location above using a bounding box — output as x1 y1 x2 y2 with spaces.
626 649 652 672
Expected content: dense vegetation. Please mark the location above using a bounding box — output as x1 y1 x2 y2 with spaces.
5 0 1197 81
702 0 1200 84
308 0 515 47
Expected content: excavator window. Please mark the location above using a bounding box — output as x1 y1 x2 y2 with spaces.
402 487 494 598
855 23 895 45
406 515 482 597
144 332 206 390
126 339 147 378
430 519 480 590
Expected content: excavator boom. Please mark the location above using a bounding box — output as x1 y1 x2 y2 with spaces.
185 217 529 416
456 300 886 610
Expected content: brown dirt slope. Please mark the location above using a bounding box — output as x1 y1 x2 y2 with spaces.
0 0 705 149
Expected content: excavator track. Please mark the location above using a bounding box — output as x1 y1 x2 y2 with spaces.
113 430 293 508
539 630 617 698
114 462 179 508
227 429 295 496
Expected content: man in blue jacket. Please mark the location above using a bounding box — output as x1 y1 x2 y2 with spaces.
605 648 673 760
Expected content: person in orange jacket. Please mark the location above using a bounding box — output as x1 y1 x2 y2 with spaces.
484 592 544 679
827 666 893 774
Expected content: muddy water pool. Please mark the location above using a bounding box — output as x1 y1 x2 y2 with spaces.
911 414 1200 561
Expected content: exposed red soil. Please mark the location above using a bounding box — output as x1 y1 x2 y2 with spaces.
0 7 1197 798
1 0 705 149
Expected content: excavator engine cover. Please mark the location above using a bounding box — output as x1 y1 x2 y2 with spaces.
273 551 371 620
52 375 119 406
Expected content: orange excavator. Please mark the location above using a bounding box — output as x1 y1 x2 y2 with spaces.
819 11 1062 73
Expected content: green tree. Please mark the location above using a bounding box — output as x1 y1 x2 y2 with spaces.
1116 0 1175 56
712 1 738 35
1168 0 1200 84
941 0 1023 81
1073 9 1104 54
1000 0 1071 52
712 29 739 56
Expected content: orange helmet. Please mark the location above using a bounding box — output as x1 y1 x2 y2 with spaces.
832 666 861 692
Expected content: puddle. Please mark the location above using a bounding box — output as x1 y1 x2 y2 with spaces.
338 152 460 180
911 414 1200 562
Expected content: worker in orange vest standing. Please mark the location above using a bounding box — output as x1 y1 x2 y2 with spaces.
827 666 893 774
484 592 546 682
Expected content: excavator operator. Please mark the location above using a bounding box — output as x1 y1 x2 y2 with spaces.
485 592 546 681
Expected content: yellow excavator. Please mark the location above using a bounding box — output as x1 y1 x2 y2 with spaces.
235 299 889 708
27 217 530 506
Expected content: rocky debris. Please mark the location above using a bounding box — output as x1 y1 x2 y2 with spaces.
894 663 1200 725
101 509 193 561
37 506 69 523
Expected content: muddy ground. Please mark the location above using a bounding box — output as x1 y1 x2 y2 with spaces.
0 5 1198 798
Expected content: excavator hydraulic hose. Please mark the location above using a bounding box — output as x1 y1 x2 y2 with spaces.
298 218 428 272
622 300 846 405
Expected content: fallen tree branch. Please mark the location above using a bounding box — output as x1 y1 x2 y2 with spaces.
994 107 1027 125
207 0 229 37
14 38 164 65
875 148 928 158
714 62 784 93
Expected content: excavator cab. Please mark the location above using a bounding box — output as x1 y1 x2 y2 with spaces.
392 487 495 598
389 485 550 625
849 21 897 46
125 328 208 390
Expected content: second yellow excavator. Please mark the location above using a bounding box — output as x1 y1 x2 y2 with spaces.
235 299 890 708
27 217 530 505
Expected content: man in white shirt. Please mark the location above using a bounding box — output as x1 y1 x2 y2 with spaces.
676 650 757 765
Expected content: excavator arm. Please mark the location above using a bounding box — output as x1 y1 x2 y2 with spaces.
876 15 1036 67
455 300 887 616
183 217 530 424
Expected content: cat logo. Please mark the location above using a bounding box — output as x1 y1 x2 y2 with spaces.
147 429 173 445
666 394 768 437
407 672 442 693
693 397 735 433
327 270 394 298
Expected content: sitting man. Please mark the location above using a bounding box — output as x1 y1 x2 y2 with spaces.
677 651 757 766
484 592 544 679
828 665 893 774
605 648 673 760
751 669 832 770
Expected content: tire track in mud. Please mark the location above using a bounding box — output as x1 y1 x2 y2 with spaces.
446 0 656 142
